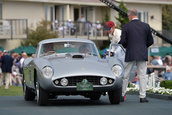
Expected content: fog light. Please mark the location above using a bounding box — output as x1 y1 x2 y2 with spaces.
109 79 113 84
54 80 59 85
60 78 68 86
100 77 107 85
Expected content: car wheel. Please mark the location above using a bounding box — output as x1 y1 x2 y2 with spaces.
23 81 35 101
36 82 48 106
108 87 122 104
90 93 101 100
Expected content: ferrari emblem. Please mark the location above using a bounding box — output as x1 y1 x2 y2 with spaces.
82 79 88 84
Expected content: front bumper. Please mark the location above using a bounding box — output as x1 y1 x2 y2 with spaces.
39 76 122 94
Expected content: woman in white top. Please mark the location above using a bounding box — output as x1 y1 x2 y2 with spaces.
108 23 124 62
108 24 121 44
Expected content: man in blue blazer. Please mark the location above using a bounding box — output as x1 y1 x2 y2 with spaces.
119 8 154 103
0 50 13 89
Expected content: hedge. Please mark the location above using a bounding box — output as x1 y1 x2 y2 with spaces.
160 80 172 89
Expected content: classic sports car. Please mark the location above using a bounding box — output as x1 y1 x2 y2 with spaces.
23 38 125 106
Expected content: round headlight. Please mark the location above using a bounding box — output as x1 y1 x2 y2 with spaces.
42 66 53 78
112 65 122 77
100 77 107 85
60 78 68 86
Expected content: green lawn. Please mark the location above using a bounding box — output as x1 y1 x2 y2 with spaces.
0 86 23 96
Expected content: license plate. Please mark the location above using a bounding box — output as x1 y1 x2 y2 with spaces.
76 79 93 91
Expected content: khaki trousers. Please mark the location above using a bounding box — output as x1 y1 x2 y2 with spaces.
122 61 147 98
0 72 11 89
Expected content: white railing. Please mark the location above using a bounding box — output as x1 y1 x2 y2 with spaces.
52 20 107 39
147 73 156 88
0 19 28 39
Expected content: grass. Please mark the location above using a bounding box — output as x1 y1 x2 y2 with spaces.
0 85 23 96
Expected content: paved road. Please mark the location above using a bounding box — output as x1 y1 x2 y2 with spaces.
0 95 172 115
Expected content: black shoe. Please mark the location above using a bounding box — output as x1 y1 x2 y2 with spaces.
140 98 149 103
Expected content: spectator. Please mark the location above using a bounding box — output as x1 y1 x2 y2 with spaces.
80 15 86 35
20 52 28 68
0 50 14 89
163 55 171 66
80 15 86 22
148 55 154 65
58 24 67 35
12 53 22 86
54 19 59 29
85 21 92 35
132 76 140 85
158 75 165 82
0 50 3 86
162 67 172 80
67 19 75 35
0 50 3 58
95 20 102 36
151 56 163 66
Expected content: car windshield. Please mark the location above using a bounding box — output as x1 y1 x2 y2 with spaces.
39 42 98 57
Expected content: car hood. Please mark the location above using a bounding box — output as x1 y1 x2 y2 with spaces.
47 57 115 79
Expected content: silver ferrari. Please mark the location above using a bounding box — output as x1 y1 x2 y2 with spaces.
22 38 125 106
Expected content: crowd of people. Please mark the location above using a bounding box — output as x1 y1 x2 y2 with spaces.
148 55 172 81
53 16 103 37
0 50 28 89
131 56 172 86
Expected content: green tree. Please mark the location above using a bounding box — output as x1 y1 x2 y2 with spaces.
105 10 110 23
21 20 58 47
102 9 110 25
162 5 172 30
116 1 129 29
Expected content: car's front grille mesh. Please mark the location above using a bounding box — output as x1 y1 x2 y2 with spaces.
68 76 100 86
53 76 114 86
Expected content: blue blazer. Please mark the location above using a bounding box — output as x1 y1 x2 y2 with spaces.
0 55 13 73
119 20 154 62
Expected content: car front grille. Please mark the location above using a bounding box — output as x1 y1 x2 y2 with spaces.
68 76 100 86
53 76 114 86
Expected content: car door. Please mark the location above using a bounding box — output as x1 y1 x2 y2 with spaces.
108 43 125 64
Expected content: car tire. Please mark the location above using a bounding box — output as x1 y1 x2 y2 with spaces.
90 93 101 100
36 82 48 106
108 87 122 104
23 81 35 101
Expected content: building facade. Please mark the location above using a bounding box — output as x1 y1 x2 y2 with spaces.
0 0 171 50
